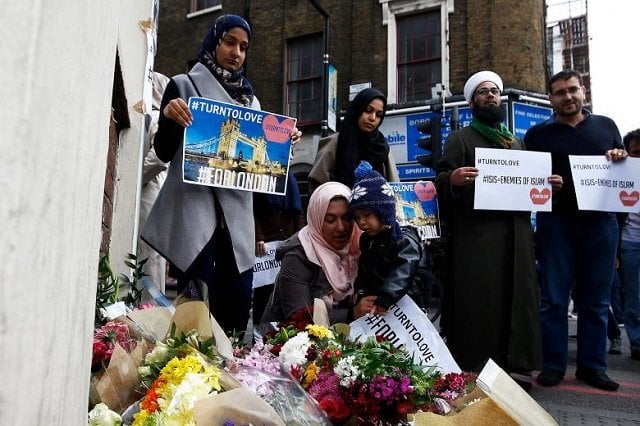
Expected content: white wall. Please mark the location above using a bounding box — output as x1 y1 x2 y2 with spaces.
109 2 157 280
0 1 153 424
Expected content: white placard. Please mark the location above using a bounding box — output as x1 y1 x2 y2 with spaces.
474 147 552 211
252 240 282 288
569 156 640 212
349 295 460 374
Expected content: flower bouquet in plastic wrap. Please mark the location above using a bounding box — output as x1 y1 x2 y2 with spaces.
89 309 164 414
118 300 285 425
228 338 332 425
410 359 558 426
253 304 477 425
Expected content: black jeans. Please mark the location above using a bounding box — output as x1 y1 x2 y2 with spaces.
176 227 253 336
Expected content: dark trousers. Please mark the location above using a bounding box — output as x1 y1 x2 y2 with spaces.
536 212 618 373
176 227 253 336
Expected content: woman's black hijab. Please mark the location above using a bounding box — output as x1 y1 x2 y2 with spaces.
334 88 389 187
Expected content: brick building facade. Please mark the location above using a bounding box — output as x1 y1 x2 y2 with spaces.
156 0 546 119
155 0 548 188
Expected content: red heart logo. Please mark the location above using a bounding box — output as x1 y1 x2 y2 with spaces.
530 188 551 205
414 181 436 201
262 115 296 143
620 190 639 207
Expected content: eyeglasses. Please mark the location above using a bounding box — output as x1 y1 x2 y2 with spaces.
474 87 501 97
551 86 582 97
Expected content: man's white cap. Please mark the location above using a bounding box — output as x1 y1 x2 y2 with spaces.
463 70 503 103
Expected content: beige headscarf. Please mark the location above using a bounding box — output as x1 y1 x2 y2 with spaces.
298 182 360 303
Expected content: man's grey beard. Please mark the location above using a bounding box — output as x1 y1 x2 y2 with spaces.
473 104 505 125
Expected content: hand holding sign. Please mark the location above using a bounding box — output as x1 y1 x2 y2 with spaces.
451 166 479 187
569 155 640 212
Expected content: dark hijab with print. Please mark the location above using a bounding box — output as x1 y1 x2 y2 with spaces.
198 14 254 106
335 88 389 188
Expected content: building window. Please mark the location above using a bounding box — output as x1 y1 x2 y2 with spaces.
286 34 323 125
188 0 221 16
560 16 587 47
396 11 441 103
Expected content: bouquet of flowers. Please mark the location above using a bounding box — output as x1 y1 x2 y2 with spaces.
132 352 223 425
229 339 331 425
261 307 476 425
120 301 285 426
89 315 155 414
92 321 139 370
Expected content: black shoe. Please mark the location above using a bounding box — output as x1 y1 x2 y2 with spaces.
631 348 640 360
609 337 622 355
575 369 619 391
536 369 564 387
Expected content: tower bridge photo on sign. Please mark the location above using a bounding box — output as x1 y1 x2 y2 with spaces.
183 97 296 195
389 181 441 240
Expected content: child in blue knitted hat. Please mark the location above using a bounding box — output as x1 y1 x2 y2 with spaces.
349 161 423 314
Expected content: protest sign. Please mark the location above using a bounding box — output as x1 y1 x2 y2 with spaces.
349 295 460 373
183 97 296 195
252 241 282 289
389 181 440 240
474 147 552 211
569 155 640 212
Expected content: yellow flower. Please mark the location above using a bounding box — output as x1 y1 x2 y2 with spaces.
131 409 151 426
302 361 319 387
134 354 222 425
159 355 205 387
305 324 333 340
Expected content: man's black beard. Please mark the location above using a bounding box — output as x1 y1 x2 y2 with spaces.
473 104 504 126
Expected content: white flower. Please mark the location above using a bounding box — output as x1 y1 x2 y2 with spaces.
334 355 360 387
88 403 122 426
138 365 153 379
145 341 171 365
278 331 311 369
164 372 215 415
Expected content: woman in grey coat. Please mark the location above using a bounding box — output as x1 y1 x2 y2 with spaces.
142 15 265 335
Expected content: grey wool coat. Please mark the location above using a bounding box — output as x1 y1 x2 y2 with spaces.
435 126 542 373
141 63 259 274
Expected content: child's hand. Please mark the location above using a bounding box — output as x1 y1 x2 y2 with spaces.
354 295 377 319
372 305 388 315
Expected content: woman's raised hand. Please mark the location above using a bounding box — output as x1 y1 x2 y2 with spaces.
163 98 192 127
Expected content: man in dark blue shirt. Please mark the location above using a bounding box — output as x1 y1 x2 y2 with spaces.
525 69 626 391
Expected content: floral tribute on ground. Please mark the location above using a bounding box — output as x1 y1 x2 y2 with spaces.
89 292 479 425
248 306 476 425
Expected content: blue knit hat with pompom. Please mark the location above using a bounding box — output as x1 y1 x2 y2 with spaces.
349 161 402 240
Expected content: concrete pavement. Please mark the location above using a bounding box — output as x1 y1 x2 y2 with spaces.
530 317 640 425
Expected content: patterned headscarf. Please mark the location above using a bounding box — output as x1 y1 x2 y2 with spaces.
298 182 360 304
198 14 254 106
335 88 390 188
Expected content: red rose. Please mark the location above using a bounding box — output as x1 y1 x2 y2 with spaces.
319 395 351 423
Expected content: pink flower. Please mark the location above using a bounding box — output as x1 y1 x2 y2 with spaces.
92 321 137 366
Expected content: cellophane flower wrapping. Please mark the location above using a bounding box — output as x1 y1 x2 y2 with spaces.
90 311 163 413
229 339 332 425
